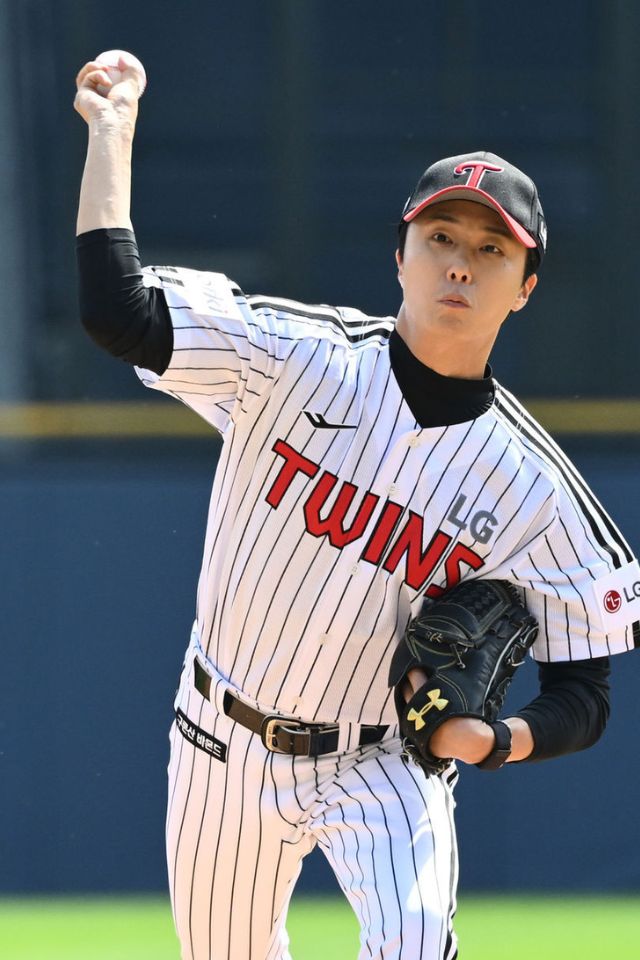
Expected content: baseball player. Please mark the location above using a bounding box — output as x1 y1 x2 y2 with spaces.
74 56 639 960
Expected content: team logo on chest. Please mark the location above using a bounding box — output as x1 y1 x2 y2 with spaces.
264 439 493 595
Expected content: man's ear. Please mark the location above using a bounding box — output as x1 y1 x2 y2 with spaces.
395 249 403 287
511 273 538 313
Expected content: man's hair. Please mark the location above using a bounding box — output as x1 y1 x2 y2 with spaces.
396 221 539 282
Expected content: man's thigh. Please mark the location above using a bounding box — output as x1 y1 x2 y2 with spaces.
312 743 459 960
166 687 314 960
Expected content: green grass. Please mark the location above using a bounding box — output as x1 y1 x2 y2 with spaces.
0 894 638 958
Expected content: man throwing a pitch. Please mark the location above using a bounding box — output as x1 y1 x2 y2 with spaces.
75 53 639 960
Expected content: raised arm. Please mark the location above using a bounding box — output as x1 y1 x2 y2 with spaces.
74 52 146 235
74 52 174 374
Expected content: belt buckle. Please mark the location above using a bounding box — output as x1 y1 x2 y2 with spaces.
261 717 284 752
261 715 308 754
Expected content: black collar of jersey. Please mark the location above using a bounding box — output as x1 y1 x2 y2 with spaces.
389 328 495 428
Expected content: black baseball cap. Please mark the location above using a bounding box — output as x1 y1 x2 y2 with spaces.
401 151 547 265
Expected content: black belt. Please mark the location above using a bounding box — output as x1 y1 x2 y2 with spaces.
194 659 388 757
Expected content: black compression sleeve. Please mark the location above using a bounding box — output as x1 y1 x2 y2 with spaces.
77 228 173 376
516 656 611 762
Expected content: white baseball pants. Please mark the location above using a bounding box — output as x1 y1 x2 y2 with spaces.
166 658 459 960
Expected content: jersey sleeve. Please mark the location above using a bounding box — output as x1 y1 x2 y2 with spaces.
504 475 640 662
135 266 291 433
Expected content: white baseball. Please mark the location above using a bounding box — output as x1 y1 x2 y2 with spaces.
95 49 147 97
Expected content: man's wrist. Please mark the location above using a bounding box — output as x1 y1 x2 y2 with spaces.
476 720 512 770
474 717 535 767
429 717 495 764
428 716 534 766
503 716 535 762
88 113 136 143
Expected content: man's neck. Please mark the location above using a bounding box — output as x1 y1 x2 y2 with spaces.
388 329 494 428
395 309 494 380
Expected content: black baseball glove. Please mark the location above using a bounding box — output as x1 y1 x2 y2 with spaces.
389 579 538 775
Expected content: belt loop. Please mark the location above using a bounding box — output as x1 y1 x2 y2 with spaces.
337 722 357 754
194 656 230 716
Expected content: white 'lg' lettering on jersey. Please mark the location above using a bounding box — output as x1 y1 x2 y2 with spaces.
137 266 639 725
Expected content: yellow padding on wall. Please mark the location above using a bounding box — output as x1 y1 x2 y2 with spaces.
0 399 638 438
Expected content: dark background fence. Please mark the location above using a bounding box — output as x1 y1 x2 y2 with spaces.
6 0 640 401
3 437 639 895
1 0 639 895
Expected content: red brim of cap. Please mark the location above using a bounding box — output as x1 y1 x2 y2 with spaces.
403 185 537 249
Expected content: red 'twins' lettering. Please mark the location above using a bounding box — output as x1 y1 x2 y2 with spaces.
381 513 452 591
425 543 485 598
304 472 379 548
265 439 319 508
264 439 486 593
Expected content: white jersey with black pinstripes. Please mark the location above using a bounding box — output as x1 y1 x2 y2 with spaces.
137 265 639 728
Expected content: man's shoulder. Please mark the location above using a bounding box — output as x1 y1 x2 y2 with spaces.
490 382 580 488
142 266 395 350
245 292 395 349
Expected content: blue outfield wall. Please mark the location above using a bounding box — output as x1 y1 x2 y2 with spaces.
1 436 639 895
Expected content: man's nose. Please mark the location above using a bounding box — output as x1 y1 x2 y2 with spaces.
447 261 472 283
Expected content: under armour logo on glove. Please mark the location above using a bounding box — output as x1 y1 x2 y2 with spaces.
407 689 449 730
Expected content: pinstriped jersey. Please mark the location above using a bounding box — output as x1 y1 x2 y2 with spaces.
136 265 640 726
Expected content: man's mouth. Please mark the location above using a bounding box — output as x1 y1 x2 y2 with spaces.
437 294 471 308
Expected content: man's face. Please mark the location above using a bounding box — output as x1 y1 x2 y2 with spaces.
396 199 537 352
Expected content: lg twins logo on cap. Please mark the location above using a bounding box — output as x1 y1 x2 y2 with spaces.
454 160 503 189
592 560 640 631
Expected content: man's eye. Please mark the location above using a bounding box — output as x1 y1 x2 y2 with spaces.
432 232 451 243
482 244 502 254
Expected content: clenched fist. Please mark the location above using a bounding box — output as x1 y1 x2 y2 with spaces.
74 51 146 128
